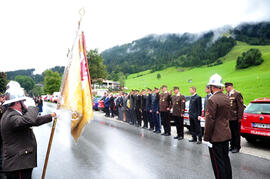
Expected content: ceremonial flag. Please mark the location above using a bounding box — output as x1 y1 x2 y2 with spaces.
58 31 93 141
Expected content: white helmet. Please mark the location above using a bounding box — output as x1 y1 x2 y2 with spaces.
208 73 224 87
3 81 27 105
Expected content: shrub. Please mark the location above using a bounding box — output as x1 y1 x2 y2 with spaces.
236 48 264 69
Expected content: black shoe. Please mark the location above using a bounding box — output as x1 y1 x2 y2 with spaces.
156 131 161 134
197 141 202 144
164 133 171 136
174 136 179 139
232 149 239 153
178 137 184 140
189 139 197 142
229 148 232 151
161 133 166 135
148 128 154 131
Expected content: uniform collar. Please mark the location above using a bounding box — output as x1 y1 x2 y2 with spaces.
176 93 180 96
192 93 197 96
213 91 222 95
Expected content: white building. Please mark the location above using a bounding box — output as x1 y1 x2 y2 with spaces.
92 79 120 90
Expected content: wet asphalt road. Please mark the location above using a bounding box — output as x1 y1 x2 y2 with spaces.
32 103 270 179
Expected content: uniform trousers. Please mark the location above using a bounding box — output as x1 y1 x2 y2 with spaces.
229 120 241 150
5 168 33 179
173 116 184 138
190 116 202 141
135 109 142 126
147 111 154 129
142 111 148 128
152 111 161 132
160 112 171 134
209 141 232 179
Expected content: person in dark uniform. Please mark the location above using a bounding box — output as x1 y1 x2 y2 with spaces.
122 93 128 122
104 95 110 117
108 93 115 118
146 88 154 130
204 85 212 117
129 91 136 125
171 87 186 140
140 90 148 129
204 74 232 179
225 82 245 153
151 88 161 133
159 85 171 136
135 90 142 127
1 81 57 179
116 92 124 121
188 86 202 144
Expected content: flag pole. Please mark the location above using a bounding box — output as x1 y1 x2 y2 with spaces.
41 117 58 179
41 8 85 179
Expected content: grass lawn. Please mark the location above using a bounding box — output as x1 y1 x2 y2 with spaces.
125 41 270 105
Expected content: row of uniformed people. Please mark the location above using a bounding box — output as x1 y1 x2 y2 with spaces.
115 86 187 140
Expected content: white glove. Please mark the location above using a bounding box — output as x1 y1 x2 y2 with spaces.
54 110 61 118
205 141 213 148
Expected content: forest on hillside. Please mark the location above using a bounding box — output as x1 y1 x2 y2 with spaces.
102 22 270 76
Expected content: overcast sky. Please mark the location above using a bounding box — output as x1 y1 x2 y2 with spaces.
0 0 270 74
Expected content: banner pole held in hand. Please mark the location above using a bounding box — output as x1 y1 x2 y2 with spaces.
41 117 58 179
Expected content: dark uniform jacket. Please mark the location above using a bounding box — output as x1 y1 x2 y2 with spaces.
146 94 152 112
116 96 123 108
141 95 147 111
1 107 52 172
159 92 171 112
189 94 202 119
123 96 128 110
171 94 185 117
204 91 232 142
108 96 115 108
227 90 245 122
135 95 141 110
152 93 160 112
129 95 135 110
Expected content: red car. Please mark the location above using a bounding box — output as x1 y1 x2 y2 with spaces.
98 100 105 111
241 97 270 142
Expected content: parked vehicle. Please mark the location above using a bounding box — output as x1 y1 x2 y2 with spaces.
241 98 270 142
183 96 205 130
93 96 102 111
51 92 60 103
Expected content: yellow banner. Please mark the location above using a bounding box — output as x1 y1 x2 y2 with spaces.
59 32 93 141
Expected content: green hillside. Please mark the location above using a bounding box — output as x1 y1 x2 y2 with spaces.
125 41 270 104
